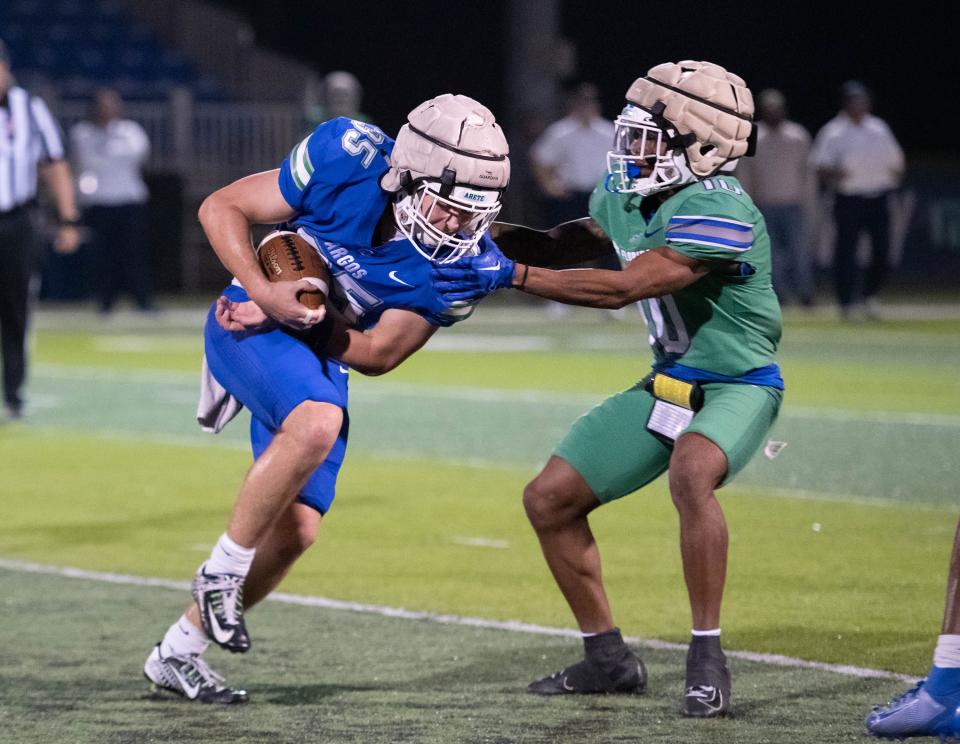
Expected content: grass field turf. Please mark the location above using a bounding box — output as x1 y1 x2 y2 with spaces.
1 302 958 742
0 568 904 744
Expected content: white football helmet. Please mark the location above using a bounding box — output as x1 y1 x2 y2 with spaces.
606 60 756 196
381 94 510 263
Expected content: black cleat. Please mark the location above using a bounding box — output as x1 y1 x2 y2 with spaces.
527 653 647 695
528 629 646 695
144 644 248 704
191 563 251 653
681 635 731 718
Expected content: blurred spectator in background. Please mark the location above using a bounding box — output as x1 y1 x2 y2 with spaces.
0 37 80 420
531 82 613 227
738 89 815 307
304 70 370 129
70 87 153 313
811 81 905 320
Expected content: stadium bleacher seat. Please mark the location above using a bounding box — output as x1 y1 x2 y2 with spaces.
1 0 222 100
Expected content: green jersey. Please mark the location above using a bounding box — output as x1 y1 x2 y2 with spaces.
589 175 782 378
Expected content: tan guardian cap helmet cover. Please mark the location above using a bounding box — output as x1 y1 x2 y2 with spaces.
381 94 510 193
625 60 756 178
383 94 510 263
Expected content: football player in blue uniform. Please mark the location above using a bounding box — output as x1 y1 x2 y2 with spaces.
143 94 510 703
865 517 960 740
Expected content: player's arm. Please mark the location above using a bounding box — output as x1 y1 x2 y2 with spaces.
324 309 437 376
198 170 320 329
214 300 436 375
434 242 710 310
513 247 710 309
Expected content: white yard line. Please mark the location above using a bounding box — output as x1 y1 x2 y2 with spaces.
32 364 960 429
0 557 913 683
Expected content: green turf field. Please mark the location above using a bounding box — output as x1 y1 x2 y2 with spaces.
1 300 958 743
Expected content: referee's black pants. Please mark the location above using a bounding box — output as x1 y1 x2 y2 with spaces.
0 209 37 412
833 192 891 308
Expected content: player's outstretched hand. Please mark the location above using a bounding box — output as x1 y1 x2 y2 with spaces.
432 233 516 305
216 296 274 332
250 280 326 330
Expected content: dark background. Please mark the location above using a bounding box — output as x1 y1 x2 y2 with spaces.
209 0 952 161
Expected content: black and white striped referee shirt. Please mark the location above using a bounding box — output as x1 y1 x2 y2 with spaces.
0 85 65 213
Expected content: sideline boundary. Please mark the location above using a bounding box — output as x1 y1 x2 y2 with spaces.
0 557 913 683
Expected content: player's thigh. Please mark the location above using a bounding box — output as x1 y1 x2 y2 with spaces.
204 285 348 429
251 412 349 516
684 383 782 486
554 383 672 504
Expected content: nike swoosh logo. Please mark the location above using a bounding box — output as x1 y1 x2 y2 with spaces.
338 365 349 374
687 686 724 712
561 676 574 692
172 664 202 698
206 606 236 645
388 270 412 287
478 262 501 271
643 227 663 238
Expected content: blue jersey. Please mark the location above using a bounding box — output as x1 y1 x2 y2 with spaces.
277 117 471 329
279 117 393 246
298 233 473 329
206 117 470 513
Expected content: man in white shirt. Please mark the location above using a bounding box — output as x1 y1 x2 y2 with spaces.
531 83 614 226
70 87 153 313
811 81 904 319
738 90 815 306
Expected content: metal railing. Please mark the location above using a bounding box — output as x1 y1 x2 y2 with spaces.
56 91 308 290
58 90 307 197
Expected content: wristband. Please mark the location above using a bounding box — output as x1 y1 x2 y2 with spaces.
515 264 529 290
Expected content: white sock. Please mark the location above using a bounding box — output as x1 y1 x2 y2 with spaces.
160 614 210 658
205 532 256 577
691 628 722 637
934 634 960 668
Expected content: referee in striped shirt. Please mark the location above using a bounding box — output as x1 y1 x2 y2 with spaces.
1 38 80 419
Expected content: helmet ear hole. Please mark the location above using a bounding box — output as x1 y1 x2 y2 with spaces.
699 144 717 156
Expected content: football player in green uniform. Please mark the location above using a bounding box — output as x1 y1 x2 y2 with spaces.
433 61 782 718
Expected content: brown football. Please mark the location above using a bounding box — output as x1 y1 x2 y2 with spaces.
256 231 330 310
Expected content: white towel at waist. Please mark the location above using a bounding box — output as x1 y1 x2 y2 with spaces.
196 354 243 434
